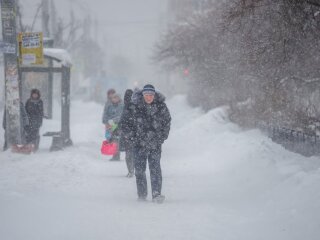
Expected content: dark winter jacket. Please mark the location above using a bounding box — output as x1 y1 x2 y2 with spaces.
129 90 171 149
25 98 44 129
119 90 134 149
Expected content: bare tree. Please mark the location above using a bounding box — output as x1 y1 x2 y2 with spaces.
155 0 320 131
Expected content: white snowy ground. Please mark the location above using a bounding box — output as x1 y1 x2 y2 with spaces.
0 95 320 240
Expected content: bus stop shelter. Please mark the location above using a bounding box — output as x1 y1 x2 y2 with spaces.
19 48 73 151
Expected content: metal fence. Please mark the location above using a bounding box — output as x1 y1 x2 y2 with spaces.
257 123 320 157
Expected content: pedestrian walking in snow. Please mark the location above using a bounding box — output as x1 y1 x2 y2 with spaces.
103 93 124 161
25 89 44 151
119 89 135 177
130 84 171 203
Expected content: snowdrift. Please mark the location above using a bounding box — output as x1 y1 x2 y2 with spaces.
0 96 319 240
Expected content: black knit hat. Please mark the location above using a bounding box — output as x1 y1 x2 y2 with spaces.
142 84 155 95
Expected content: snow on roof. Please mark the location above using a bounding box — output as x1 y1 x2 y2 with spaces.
43 48 72 67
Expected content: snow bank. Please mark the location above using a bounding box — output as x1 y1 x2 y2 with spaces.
0 96 319 240
165 95 320 240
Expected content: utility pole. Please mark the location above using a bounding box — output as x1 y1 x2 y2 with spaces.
1 0 21 146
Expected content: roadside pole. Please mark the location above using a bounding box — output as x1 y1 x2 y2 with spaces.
0 0 22 146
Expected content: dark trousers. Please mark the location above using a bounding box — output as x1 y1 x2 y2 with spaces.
134 146 162 198
26 127 40 150
112 149 120 160
125 146 134 174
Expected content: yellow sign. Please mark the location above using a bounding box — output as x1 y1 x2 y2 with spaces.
18 32 44 65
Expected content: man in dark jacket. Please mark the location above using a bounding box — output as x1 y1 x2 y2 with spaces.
130 84 171 203
119 89 135 177
25 89 43 151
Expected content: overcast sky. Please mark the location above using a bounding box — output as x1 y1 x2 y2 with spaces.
20 0 169 81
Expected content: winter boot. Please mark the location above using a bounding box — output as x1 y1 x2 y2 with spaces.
137 196 147 202
110 151 120 161
152 195 165 204
127 172 134 178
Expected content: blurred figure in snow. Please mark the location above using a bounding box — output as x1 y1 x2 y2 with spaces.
25 89 44 151
119 89 135 177
103 93 124 161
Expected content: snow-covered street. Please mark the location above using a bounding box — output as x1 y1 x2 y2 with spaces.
0 96 320 240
